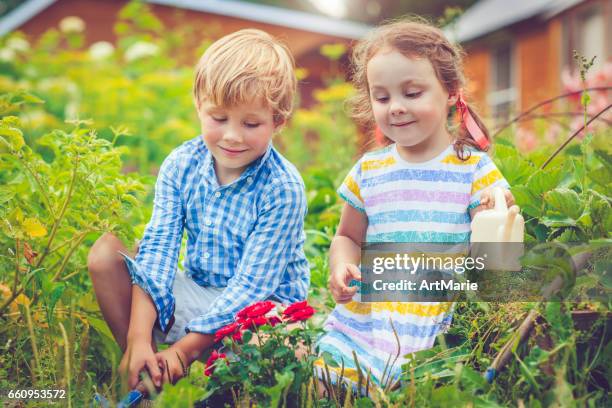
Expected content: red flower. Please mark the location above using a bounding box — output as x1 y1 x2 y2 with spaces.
241 315 268 330
231 330 243 343
214 322 239 343
268 316 282 327
204 350 227 376
282 301 315 322
237 301 276 319
282 301 308 317
287 305 315 322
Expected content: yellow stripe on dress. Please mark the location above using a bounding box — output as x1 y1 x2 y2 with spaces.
471 169 503 195
344 175 363 203
441 154 481 165
314 359 362 383
343 301 452 317
361 156 396 171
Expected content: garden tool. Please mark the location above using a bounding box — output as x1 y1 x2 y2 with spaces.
92 389 143 408
483 251 591 383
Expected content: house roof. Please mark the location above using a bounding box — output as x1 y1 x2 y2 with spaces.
0 0 55 36
448 0 584 43
0 0 373 39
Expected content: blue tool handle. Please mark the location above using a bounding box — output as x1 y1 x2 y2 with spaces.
92 393 111 408
484 367 496 383
117 390 144 408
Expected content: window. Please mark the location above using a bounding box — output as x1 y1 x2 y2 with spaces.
488 42 517 121
561 3 608 72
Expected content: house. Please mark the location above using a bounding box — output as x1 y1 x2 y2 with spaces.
0 0 373 105
449 0 610 119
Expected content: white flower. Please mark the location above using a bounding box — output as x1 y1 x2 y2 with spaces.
0 48 16 62
59 16 85 33
64 101 80 120
88 41 114 60
124 41 159 62
6 37 30 53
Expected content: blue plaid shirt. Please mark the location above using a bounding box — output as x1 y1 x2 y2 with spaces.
124 136 309 335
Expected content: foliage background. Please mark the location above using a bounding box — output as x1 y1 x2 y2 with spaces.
0 2 610 407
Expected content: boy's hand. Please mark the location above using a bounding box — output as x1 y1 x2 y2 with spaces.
119 339 162 390
155 345 189 385
479 188 515 209
329 263 361 304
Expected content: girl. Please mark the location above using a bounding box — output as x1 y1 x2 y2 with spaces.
315 19 515 390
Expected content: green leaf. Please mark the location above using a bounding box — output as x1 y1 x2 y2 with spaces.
493 144 519 160
248 361 261 375
594 260 612 289
526 167 563 196
541 215 576 227
496 157 533 185
511 186 542 218
459 365 487 389
321 351 340 368
0 125 25 150
545 188 583 220
0 186 15 204
156 377 206 408
262 371 294 408
545 303 572 342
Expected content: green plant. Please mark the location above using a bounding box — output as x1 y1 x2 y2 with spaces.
201 300 322 407
0 92 145 402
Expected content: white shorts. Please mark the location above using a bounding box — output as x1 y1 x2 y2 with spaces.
153 270 225 344
121 252 225 344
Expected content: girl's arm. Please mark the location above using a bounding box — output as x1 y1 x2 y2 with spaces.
329 203 368 303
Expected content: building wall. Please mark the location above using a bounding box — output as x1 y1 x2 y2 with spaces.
15 0 353 106
515 19 562 112
462 47 490 115
461 0 610 119
462 18 563 118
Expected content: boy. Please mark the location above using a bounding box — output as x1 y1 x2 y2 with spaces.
87 29 309 390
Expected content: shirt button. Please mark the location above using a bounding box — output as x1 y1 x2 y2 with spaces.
247 177 253 183
214 191 221 198
204 252 210 259
205 217 212 226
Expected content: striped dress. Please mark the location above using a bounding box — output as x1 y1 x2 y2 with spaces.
315 143 509 389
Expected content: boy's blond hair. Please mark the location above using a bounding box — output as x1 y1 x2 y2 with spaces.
193 29 296 125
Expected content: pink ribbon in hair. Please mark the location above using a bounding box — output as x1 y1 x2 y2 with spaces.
456 92 489 150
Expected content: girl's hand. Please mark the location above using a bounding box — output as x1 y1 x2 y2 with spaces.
119 339 162 389
329 263 361 304
479 188 515 209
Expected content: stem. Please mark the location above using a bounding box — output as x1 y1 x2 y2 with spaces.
0 268 43 316
48 230 90 255
36 153 80 268
540 103 611 169
13 238 20 293
51 233 87 282
16 154 56 220
516 111 611 126
24 302 42 383
492 86 612 138
59 322 72 408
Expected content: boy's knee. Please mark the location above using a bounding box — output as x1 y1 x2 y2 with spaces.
87 232 125 276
